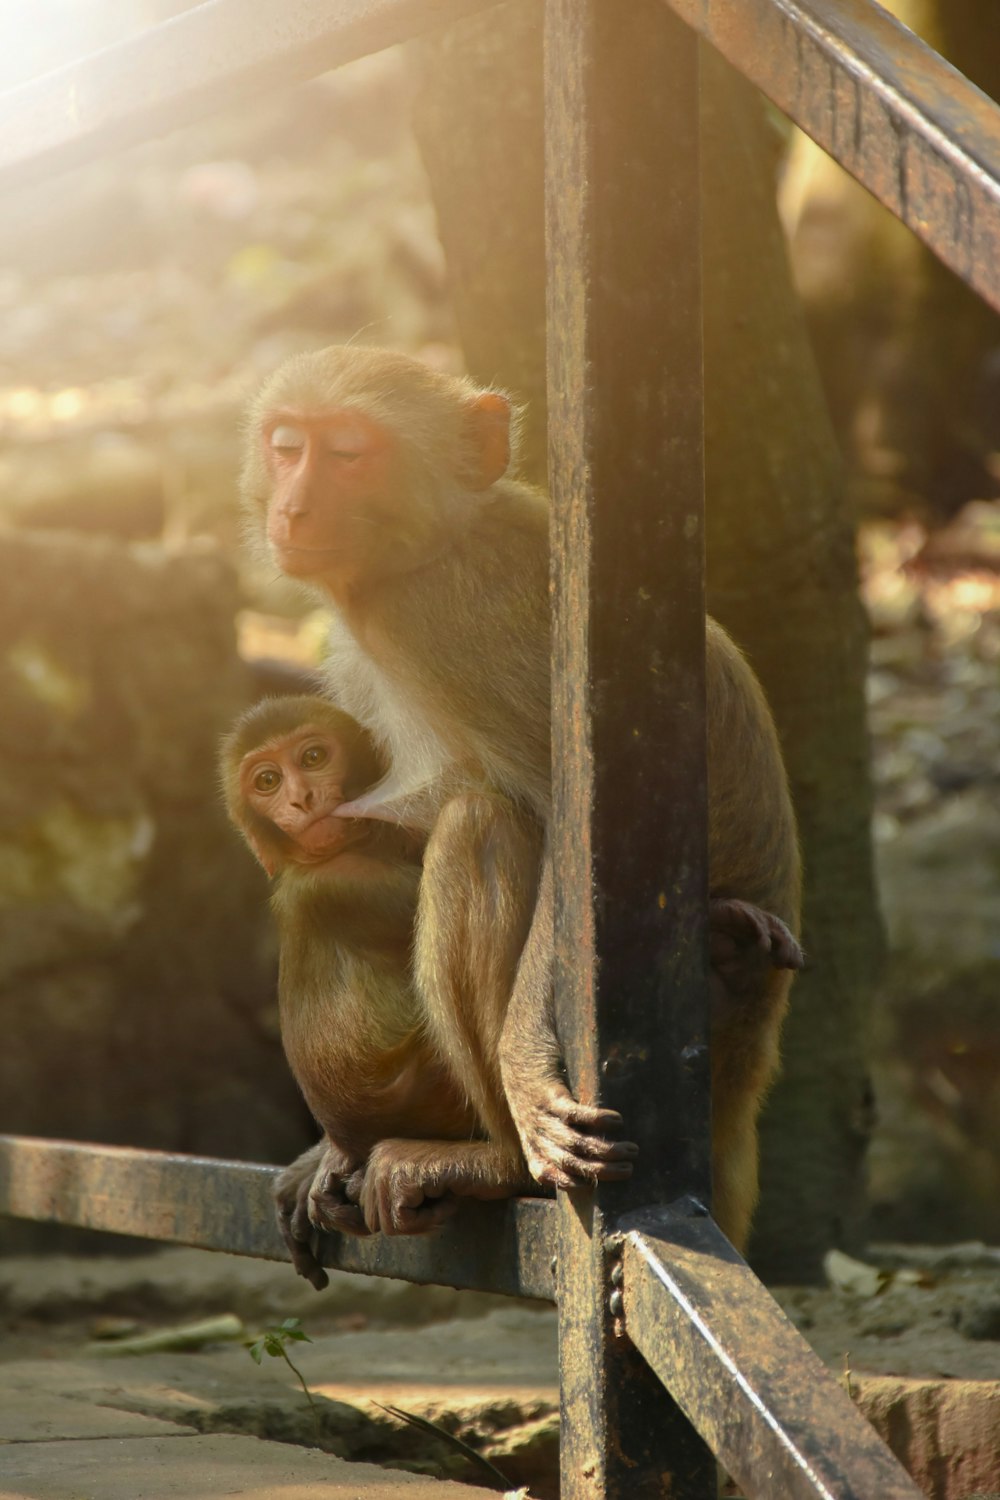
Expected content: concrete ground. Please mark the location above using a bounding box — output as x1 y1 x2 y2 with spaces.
2 1244 1000 1499
0 1250 555 1499
0 1433 504 1500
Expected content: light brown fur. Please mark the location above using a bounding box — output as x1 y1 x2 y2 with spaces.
221 697 538 1283
242 347 802 1252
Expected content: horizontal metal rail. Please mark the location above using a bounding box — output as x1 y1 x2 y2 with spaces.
0 1136 556 1302
619 1205 925 1500
663 0 1000 314
0 0 497 194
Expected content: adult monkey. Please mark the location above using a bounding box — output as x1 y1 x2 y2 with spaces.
242 345 802 1250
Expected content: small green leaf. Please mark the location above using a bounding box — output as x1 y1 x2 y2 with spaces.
248 1343 264 1365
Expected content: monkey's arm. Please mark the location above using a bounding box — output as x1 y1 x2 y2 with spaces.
499 847 640 1189
501 860 804 1190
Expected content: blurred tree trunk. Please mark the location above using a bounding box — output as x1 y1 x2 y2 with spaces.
784 0 1000 519
410 2 881 1279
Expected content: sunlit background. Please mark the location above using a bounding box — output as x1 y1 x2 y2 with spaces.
0 0 998 1323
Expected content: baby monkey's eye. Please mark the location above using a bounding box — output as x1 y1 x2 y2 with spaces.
300 743 329 769
253 767 281 793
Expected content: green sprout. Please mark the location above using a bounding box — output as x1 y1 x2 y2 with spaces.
247 1317 319 1437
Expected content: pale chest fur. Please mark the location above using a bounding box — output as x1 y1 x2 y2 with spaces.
323 607 455 817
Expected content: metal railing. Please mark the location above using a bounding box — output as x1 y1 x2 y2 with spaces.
2 0 994 1494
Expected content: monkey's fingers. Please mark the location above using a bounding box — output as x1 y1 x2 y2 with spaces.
767 919 805 971
290 1241 330 1291
311 1198 371 1238
342 1167 366 1204
276 1206 329 1291
545 1096 626 1132
390 1193 458 1236
362 1166 458 1236
533 1149 636 1190
709 898 804 971
521 1109 638 1191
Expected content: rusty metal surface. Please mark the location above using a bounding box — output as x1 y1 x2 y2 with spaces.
546 0 713 1492
0 0 498 195
0 1136 556 1300
620 1205 925 1500
664 0 1000 313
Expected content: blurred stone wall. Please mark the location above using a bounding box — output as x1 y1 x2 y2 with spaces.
0 526 309 1249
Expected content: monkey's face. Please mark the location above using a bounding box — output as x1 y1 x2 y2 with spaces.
245 346 515 598
240 725 365 865
262 410 404 588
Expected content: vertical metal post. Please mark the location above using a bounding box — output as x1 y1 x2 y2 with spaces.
545 1 713 1495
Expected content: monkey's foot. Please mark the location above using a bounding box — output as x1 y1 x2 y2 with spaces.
511 1084 639 1192
359 1139 528 1236
307 1158 370 1239
273 1144 330 1291
709 897 804 974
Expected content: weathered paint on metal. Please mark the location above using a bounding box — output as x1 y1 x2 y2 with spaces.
662 0 1000 314
0 0 498 194
546 0 714 1493
0 1135 556 1301
619 1204 926 1500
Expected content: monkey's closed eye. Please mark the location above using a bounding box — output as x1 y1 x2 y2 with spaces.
270 424 307 452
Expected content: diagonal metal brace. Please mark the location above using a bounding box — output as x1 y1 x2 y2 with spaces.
618 1202 924 1500
662 0 1000 314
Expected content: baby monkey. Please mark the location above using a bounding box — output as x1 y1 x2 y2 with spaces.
220 694 531 1288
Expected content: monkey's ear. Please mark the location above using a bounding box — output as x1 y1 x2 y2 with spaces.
458 392 511 491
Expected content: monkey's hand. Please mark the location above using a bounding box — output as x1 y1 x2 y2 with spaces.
358 1140 529 1236
506 1077 640 1192
274 1143 331 1291
709 897 804 996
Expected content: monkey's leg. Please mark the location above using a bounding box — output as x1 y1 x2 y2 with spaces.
416 790 544 1151
709 967 794 1250
358 1138 533 1236
307 1139 371 1239
499 847 641 1190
